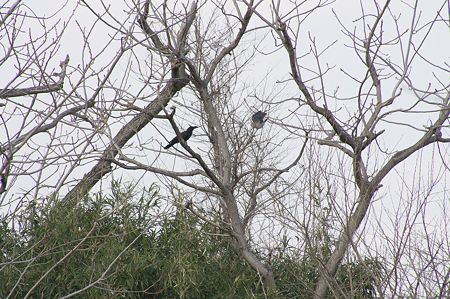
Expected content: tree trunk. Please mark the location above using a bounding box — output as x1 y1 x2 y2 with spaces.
62 76 189 203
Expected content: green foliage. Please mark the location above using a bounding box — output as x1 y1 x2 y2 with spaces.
272 251 383 298
0 182 266 298
0 181 383 298
335 258 384 298
1 181 160 298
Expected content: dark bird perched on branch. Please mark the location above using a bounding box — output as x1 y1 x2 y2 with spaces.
164 126 198 149
251 111 267 129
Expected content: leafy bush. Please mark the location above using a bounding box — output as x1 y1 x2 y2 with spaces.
0 182 383 298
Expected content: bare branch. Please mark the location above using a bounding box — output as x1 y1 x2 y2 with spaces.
0 55 69 98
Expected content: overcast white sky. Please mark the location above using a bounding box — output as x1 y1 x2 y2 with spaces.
1 2 449 285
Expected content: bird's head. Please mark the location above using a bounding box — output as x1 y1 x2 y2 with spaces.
188 126 199 130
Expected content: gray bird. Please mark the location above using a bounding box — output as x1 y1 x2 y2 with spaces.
251 111 267 129
164 126 198 149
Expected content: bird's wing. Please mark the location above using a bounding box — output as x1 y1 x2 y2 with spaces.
252 111 266 122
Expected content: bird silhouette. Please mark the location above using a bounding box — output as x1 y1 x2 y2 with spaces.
251 111 267 129
164 126 198 149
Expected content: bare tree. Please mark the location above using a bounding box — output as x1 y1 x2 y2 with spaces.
0 1 78 201
107 0 311 289
250 0 449 297
1 0 448 297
